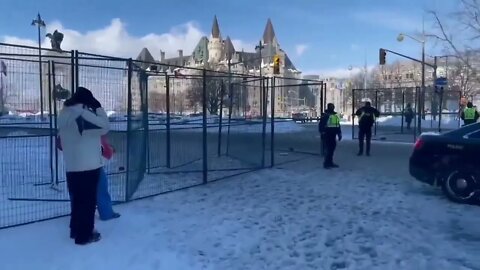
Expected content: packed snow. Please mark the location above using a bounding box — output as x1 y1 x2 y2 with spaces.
1 141 479 270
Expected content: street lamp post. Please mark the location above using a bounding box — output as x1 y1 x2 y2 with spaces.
32 13 46 119
397 32 426 134
348 65 368 99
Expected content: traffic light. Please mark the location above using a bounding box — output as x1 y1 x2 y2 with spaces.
379 48 386 65
273 55 280 74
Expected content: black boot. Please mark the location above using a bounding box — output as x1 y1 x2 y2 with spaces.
74 231 101 245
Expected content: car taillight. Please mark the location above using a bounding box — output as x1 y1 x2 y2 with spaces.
414 139 424 150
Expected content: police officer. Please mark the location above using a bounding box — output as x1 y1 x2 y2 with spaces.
319 103 342 169
355 101 380 156
461 102 479 126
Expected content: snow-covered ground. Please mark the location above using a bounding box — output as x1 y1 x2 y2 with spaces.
343 115 461 130
1 141 479 270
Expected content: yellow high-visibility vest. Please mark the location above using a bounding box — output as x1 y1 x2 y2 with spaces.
464 108 476 120
327 114 340 128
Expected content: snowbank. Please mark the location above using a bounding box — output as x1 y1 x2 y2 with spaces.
343 115 461 129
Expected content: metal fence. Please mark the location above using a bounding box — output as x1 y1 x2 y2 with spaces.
0 43 325 229
352 87 462 142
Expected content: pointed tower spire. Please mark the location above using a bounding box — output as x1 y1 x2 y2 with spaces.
212 15 221 38
263 18 276 44
224 36 235 60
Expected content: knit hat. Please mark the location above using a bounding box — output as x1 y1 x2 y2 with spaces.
64 87 100 109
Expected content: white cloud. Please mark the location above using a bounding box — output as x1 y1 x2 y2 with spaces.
304 65 376 79
231 39 256 52
295 44 309 56
2 19 206 59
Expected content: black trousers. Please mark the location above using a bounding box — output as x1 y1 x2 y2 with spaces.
323 133 337 166
66 168 100 243
406 120 412 129
358 127 372 154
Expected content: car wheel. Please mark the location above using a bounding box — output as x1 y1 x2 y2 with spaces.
441 170 478 204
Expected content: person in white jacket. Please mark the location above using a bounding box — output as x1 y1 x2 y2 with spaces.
57 87 109 245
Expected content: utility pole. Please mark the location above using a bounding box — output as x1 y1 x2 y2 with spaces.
364 51 368 90
31 13 46 119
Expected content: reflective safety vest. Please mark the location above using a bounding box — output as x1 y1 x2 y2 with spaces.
464 107 476 120
327 114 340 128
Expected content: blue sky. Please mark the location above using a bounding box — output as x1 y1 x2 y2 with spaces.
0 0 460 77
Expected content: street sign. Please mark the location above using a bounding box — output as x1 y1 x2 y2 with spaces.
435 77 448 86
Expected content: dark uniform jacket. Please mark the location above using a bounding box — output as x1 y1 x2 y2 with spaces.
355 106 380 129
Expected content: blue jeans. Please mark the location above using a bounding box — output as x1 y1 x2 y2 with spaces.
97 168 115 220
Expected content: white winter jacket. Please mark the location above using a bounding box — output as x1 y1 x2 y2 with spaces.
57 104 110 172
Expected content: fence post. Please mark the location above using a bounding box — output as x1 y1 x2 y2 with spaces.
320 82 324 115
74 50 79 92
413 87 418 142
323 82 327 110
374 90 378 136
401 90 405 133
143 72 150 174
351 89 355 140
438 90 444 132
261 77 267 168
217 80 225 157
50 61 59 186
270 77 275 167
70 50 75 94
125 58 132 201
225 74 234 155
202 69 208 184
166 75 171 168
47 61 55 186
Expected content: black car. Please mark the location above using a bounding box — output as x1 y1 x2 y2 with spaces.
409 123 480 204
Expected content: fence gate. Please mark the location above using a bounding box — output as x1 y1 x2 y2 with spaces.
0 44 75 228
268 77 325 164
352 87 462 142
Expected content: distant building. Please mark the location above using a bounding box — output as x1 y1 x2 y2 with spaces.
302 75 344 115
134 16 302 117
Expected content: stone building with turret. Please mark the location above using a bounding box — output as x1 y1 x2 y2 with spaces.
135 16 302 117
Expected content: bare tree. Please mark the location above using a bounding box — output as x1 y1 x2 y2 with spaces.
186 75 225 115
430 0 480 94
148 92 167 113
